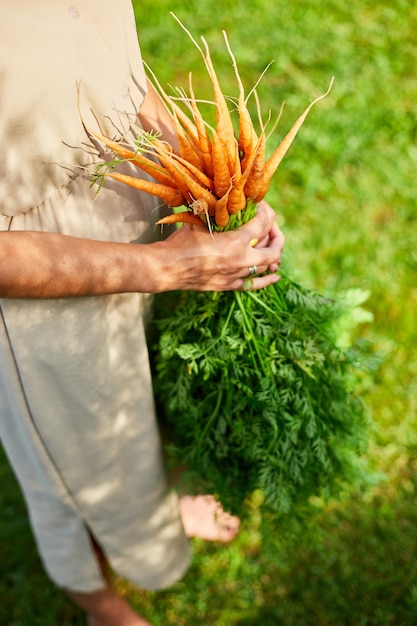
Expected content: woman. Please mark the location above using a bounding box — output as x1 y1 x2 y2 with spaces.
0 2 284 624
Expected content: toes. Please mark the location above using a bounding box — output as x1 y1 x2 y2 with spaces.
179 494 241 543
217 524 240 543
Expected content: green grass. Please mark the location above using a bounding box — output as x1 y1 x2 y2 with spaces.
1 1 417 623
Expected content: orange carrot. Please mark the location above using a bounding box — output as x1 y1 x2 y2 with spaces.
107 172 186 207
151 143 217 214
257 79 334 201
227 132 264 214
172 111 205 171
237 95 258 161
214 188 231 227
169 15 237 176
211 130 232 198
171 152 215 192
226 185 247 215
244 131 266 200
140 136 194 200
156 211 204 226
200 37 237 174
91 130 177 188
222 30 258 160
188 75 214 178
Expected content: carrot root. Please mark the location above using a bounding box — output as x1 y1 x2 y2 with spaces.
107 172 186 207
156 211 204 226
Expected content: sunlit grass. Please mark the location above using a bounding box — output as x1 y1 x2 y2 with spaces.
1 1 416 623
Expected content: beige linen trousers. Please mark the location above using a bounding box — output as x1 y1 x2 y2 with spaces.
0 1 190 592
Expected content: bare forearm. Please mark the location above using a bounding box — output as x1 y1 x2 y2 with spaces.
0 231 162 299
0 205 285 299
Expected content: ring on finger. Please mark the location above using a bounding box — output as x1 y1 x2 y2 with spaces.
247 265 257 277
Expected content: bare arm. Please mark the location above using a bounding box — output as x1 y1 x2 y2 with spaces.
0 203 284 299
0 232 159 299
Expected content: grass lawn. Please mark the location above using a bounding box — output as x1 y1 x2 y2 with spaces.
1 1 416 624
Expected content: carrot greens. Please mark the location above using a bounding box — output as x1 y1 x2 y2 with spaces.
152 274 369 518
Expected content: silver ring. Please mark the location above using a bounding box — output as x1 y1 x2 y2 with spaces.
248 265 257 277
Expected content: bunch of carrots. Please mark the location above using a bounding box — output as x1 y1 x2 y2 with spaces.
92 15 333 231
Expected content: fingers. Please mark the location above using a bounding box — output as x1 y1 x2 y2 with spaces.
235 202 285 261
237 261 281 291
160 201 284 293
229 271 280 293
238 262 269 280
216 203 285 291
241 227 285 278
237 202 276 246
233 207 285 290
265 223 285 272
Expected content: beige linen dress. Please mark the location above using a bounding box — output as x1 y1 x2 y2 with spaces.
0 1 190 592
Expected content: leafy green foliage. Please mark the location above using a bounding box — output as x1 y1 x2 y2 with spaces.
152 273 370 519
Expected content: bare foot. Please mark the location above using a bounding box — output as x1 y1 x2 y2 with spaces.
179 495 240 543
87 616 151 626
69 587 152 626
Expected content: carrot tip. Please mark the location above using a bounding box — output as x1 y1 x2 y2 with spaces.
156 211 204 227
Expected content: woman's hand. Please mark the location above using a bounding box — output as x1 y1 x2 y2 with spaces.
152 201 285 293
